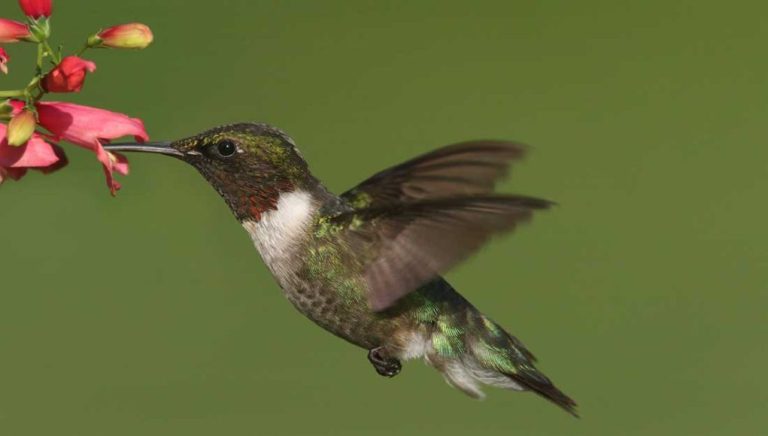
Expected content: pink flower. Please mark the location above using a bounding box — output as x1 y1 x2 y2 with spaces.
0 122 63 184
36 102 148 194
0 18 31 43
42 56 96 93
96 23 153 49
0 47 8 74
18 0 52 19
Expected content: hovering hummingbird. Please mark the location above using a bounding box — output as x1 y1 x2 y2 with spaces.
105 123 577 415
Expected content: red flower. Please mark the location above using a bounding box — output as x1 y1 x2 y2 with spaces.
0 122 63 184
18 0 52 19
0 18 31 43
42 56 96 93
96 23 153 49
0 47 8 74
36 102 148 194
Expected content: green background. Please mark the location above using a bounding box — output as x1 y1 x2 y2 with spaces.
1 1 766 435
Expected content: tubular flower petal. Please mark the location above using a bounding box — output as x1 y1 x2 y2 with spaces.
0 135 59 168
0 166 28 183
36 142 67 174
95 23 153 49
18 0 52 19
0 47 8 74
42 56 96 93
7 109 37 146
0 18 31 43
0 122 61 186
36 102 148 194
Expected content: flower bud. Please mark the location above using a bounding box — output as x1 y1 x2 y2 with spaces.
42 56 96 93
18 0 52 19
0 48 8 74
0 18 31 43
7 108 36 146
92 23 153 49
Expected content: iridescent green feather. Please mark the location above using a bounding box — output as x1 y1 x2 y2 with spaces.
306 217 366 304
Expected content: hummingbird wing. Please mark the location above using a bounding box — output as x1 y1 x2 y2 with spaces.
330 195 552 311
339 141 527 208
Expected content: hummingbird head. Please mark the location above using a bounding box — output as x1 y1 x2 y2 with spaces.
105 123 315 220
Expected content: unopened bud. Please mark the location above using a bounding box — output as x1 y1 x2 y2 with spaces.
0 18 32 43
7 109 36 146
92 23 153 49
42 56 96 93
18 0 52 19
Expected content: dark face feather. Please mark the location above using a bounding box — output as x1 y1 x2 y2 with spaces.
170 123 313 221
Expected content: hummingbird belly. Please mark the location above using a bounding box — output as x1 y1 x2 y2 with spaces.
273 268 404 350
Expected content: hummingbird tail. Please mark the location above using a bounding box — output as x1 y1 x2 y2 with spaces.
424 306 578 416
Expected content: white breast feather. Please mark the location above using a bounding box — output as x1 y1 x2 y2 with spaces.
241 190 316 278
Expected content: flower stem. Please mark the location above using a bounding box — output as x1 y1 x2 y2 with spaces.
42 41 60 65
76 44 90 57
36 43 44 76
0 90 25 98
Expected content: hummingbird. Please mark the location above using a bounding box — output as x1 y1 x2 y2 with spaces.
105 123 577 416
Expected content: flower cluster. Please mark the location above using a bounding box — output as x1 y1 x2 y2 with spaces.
0 0 154 194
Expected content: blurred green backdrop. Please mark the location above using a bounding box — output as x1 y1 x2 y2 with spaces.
2 1 767 435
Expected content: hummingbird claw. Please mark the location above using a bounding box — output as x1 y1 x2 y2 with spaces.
368 346 402 378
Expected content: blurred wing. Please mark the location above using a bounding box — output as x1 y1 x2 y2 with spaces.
340 141 527 208
334 195 553 311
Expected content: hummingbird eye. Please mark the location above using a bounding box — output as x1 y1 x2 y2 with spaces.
215 140 237 157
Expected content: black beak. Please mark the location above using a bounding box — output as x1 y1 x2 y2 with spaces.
103 141 184 157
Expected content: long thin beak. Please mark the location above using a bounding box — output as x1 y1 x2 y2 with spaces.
103 141 184 157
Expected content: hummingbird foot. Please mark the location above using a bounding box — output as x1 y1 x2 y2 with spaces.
368 346 402 378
